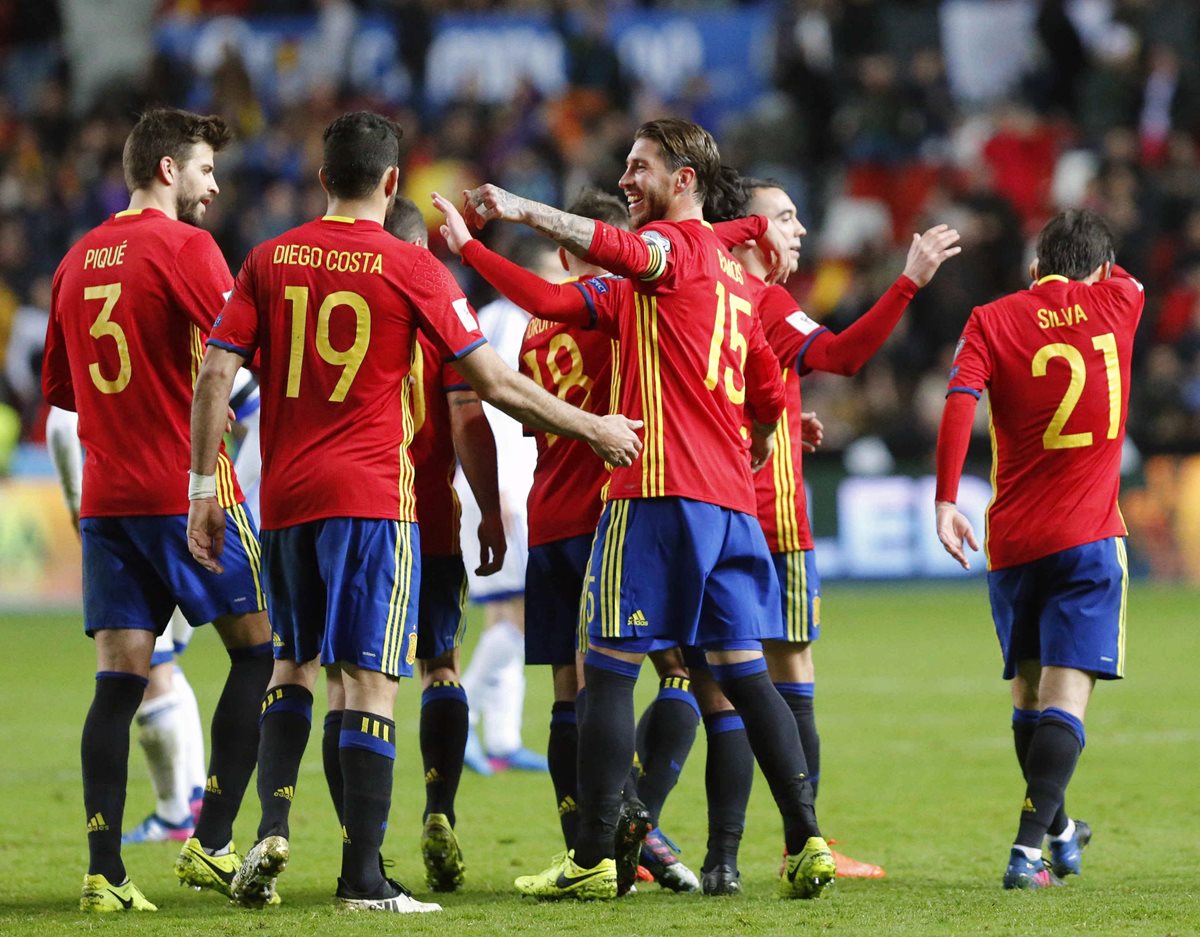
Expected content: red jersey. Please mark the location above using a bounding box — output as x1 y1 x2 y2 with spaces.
748 280 825 552
42 208 242 517
209 216 485 530
409 332 469 556
520 275 622 546
948 269 1144 569
580 220 785 516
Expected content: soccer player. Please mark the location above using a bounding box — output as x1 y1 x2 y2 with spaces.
455 239 556 776
41 107 274 913
695 173 961 893
934 208 1142 888
439 117 839 901
187 111 642 913
47 406 208 845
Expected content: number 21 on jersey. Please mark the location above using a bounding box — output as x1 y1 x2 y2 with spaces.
1032 332 1121 449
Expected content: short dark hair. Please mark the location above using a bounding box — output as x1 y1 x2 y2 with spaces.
322 112 403 200
122 107 231 192
387 195 426 244
566 188 630 230
1036 209 1116 280
635 117 720 203
704 166 750 222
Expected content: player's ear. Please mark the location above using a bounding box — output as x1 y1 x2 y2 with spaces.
558 247 570 272
1028 258 1039 282
382 165 400 198
318 166 330 194
675 165 696 195
157 155 175 186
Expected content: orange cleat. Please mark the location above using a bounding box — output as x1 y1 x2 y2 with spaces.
831 849 886 879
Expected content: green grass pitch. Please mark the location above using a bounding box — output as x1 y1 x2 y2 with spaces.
2 582 1198 935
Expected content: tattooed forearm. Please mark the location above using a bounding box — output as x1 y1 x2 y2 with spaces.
521 201 597 257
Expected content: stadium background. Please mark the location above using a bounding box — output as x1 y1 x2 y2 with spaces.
2 4 1200 933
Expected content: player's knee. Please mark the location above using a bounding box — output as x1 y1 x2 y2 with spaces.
212 609 271 649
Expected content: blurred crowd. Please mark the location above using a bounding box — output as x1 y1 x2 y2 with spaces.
4 0 1200 476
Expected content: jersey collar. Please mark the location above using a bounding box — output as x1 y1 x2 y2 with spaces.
112 207 165 221
319 214 383 231
1034 274 1070 285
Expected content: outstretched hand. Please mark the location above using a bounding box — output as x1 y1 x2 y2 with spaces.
431 191 474 256
902 224 962 288
935 500 979 570
461 184 526 230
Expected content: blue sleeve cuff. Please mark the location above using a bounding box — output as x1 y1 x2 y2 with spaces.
570 281 599 330
206 337 253 358
794 326 830 371
946 386 982 399
444 382 470 393
447 336 487 361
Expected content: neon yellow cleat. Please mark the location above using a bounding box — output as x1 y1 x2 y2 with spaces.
231 835 288 908
779 836 837 899
515 850 617 901
80 873 156 912
421 813 465 892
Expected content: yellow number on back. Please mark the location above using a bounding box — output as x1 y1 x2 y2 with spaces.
283 286 371 402
705 282 751 404
522 333 593 446
1031 332 1121 450
85 283 130 394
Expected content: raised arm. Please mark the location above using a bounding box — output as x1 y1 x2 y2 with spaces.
188 345 244 573
433 192 592 327
802 225 960 375
448 387 507 575
454 342 642 467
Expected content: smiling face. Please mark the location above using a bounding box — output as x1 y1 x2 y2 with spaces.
173 142 219 226
749 185 806 275
618 137 681 229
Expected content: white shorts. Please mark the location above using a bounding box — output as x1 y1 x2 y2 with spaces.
151 608 195 665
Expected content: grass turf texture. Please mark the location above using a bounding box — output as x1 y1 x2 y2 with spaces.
2 582 1198 935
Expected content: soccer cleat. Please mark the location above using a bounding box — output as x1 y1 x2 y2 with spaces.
80 873 157 912
614 798 652 897
231 835 288 908
421 813 465 892
488 747 550 773
832 848 887 879
779 836 837 899
701 864 742 897
1002 847 1059 889
122 812 194 844
1048 819 1092 879
463 729 494 776
639 827 700 893
515 850 617 901
336 876 442 913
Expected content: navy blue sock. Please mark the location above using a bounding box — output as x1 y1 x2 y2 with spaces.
634 677 700 826
1012 707 1068 836
254 684 313 842
82 671 147 881
776 682 819 800
548 702 579 847
322 710 345 825
712 658 819 853
195 641 273 850
340 711 395 893
702 711 753 872
1015 708 1085 849
421 681 468 827
574 653 640 868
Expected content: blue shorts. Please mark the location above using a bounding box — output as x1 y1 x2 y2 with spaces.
81 506 264 637
525 533 593 666
988 537 1128 680
416 553 468 661
583 497 782 654
261 518 421 678
771 550 821 644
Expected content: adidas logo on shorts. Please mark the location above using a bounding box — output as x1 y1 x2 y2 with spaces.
627 609 648 627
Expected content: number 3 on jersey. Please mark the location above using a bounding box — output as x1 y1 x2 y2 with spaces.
84 283 131 394
705 282 750 404
1032 332 1121 450
284 286 371 402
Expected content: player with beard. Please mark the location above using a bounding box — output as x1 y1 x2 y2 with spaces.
42 107 274 913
